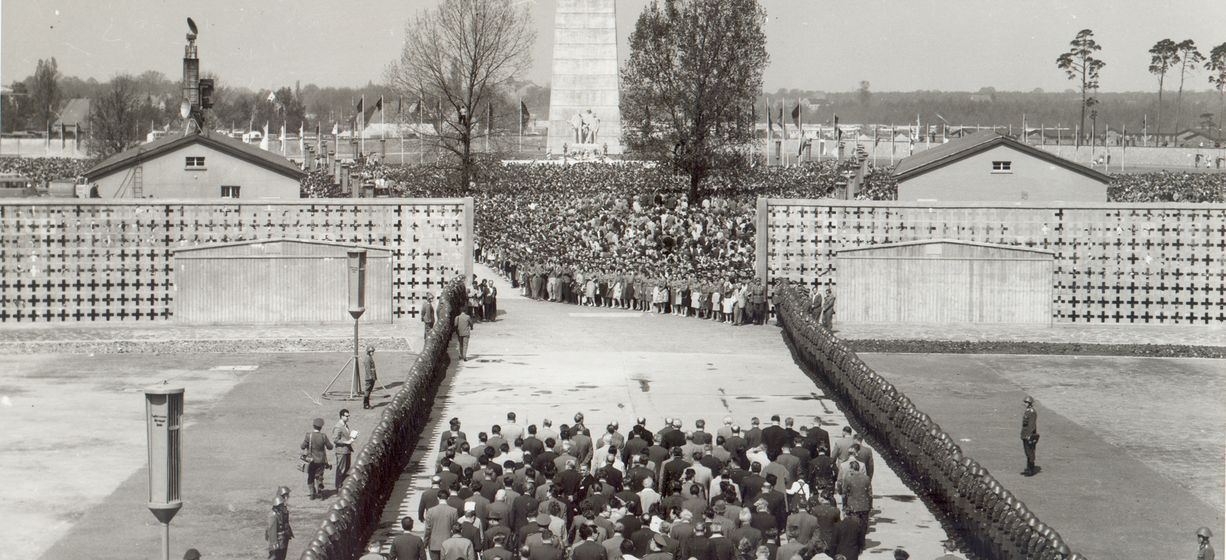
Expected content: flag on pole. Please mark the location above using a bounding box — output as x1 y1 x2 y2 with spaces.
766 99 774 132
397 96 403 116
833 115 841 141
355 98 364 115
520 100 531 129
374 96 383 113
778 103 787 140
791 100 801 129
332 122 339 136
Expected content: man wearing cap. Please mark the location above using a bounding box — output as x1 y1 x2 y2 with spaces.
458 503 483 552
301 417 334 500
643 533 673 560
390 518 428 560
523 514 562 559
419 476 444 521
359 344 378 409
266 492 294 560
484 533 515 560
1020 396 1039 476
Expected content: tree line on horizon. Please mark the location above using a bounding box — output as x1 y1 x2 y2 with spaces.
2 3 1223 173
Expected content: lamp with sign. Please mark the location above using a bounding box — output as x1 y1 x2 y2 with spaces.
145 384 184 560
322 248 371 399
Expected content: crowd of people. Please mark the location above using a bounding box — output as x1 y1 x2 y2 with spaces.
388 412 941 560
1106 170 1226 203
0 156 91 184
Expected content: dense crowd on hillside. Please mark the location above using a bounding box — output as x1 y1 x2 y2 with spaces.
1107 171 1226 203
0 157 92 184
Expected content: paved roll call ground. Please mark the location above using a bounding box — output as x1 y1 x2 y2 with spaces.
1 264 1222 560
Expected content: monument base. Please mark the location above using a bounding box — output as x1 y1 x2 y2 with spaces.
560 143 611 162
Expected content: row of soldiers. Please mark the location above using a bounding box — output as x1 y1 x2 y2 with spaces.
406 412 898 560
775 282 1081 560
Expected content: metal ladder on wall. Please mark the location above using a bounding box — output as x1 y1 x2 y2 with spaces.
131 166 143 198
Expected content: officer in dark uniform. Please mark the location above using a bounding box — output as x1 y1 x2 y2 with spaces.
1020 396 1039 476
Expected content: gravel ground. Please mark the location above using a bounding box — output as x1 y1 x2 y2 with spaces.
845 338 1225 359
0 336 413 355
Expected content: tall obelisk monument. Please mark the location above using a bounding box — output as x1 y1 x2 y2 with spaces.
547 0 622 155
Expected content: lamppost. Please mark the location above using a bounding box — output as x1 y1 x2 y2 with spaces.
320 248 368 399
145 384 184 560
347 249 367 396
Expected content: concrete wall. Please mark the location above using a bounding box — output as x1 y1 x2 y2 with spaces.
835 242 1054 324
0 198 473 323
898 145 1108 202
174 242 394 324
547 0 623 155
94 142 300 199
757 199 1226 325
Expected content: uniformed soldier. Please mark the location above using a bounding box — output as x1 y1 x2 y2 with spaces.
1197 527 1215 560
1020 396 1039 476
266 494 294 560
363 345 378 409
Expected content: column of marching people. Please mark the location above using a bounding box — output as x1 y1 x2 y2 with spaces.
378 412 925 560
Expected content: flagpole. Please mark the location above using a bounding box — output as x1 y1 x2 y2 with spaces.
360 94 365 158
419 96 424 165
769 98 774 165
518 97 523 155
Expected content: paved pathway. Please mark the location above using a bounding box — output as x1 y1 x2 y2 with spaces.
370 266 953 560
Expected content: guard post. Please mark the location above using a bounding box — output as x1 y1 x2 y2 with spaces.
145 384 184 560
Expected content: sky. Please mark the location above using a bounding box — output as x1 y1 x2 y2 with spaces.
3 0 1224 93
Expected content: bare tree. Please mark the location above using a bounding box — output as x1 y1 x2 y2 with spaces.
387 0 535 188
620 0 768 202
87 75 142 158
29 57 62 131
1056 29 1105 146
1172 39 1206 134
1148 39 1179 137
1207 42 1226 142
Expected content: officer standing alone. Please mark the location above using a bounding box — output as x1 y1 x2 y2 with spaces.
1020 396 1039 476
363 345 378 409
